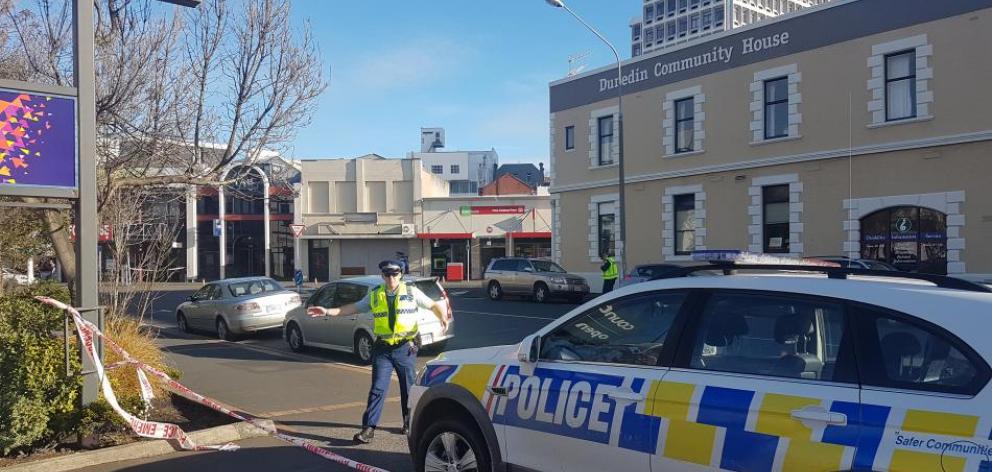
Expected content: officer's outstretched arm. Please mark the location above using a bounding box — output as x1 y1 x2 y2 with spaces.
307 303 360 318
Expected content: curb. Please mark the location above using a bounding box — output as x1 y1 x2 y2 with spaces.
4 419 275 472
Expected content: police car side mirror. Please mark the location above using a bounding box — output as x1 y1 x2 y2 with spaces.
518 334 540 363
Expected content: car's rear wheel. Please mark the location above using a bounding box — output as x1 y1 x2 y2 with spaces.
487 281 502 301
532 283 549 303
286 323 306 352
354 331 373 365
416 418 490 472
177 312 190 333
216 318 237 341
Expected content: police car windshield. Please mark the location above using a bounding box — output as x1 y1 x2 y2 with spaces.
532 261 566 273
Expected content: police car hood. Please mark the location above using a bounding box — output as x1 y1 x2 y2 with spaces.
434 344 517 364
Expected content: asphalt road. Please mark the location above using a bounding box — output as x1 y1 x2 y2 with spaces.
83 284 585 472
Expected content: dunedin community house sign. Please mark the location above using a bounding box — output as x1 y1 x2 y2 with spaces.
0 89 78 190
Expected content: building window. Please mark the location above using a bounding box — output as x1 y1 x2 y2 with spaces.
655 25 664 43
690 0 700 9
689 12 700 33
762 184 790 253
450 164 460 174
679 0 687 13
674 97 694 153
632 23 641 41
667 0 676 16
885 50 916 121
565 126 575 150
598 202 615 257
645 25 655 44
677 17 687 36
859 206 947 274
714 5 724 26
666 21 676 41
645 4 654 23
656 2 665 20
702 9 713 29
430 165 443 174
764 77 789 139
632 43 642 57
673 194 695 255
597 115 614 166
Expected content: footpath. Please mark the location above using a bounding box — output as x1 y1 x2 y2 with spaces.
73 326 417 472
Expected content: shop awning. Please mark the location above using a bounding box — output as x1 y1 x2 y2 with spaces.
509 232 551 239
417 232 473 240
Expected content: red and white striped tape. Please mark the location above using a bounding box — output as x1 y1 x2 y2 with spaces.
36 296 391 472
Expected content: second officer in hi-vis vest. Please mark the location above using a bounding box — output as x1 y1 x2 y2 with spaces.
307 260 448 444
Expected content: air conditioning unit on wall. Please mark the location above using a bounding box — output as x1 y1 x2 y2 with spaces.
401 224 416 236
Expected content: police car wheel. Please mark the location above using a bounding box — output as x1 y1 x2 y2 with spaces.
416 418 490 472
487 282 503 301
354 332 373 365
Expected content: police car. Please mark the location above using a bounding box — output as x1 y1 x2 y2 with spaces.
407 251 992 472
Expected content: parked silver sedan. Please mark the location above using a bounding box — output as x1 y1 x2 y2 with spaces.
176 277 302 341
282 275 454 364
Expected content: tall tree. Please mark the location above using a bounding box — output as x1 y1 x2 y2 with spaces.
0 0 326 286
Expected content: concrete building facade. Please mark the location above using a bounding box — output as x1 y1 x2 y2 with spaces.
552 0 992 284
631 0 831 57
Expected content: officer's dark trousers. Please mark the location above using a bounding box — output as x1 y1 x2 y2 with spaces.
602 278 616 293
362 340 418 428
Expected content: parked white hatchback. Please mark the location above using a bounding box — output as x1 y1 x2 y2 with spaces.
282 275 454 363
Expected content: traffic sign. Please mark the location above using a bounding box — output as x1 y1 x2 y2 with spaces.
290 224 306 238
293 269 304 287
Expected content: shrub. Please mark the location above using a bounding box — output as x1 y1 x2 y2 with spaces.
0 284 80 455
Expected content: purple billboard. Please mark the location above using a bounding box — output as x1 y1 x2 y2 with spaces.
0 90 77 189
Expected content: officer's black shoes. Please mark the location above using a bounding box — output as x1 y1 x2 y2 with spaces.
402 416 410 436
353 427 375 444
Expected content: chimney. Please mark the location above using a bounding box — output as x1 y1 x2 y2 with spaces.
538 162 545 175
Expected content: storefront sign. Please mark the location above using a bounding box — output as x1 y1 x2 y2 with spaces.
550 0 992 112
0 90 77 190
459 205 525 216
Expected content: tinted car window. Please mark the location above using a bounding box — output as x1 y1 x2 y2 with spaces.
309 284 336 307
334 283 368 307
531 260 565 273
688 292 849 382
412 280 444 301
490 260 514 271
541 292 686 367
863 309 984 394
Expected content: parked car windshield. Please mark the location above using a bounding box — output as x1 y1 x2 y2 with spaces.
411 279 444 301
531 260 566 273
227 278 283 297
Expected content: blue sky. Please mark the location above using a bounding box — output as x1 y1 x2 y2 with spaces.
289 1 638 166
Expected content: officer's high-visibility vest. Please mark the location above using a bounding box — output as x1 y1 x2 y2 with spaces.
602 257 619 280
369 283 420 345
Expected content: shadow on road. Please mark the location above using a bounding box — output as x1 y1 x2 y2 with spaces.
104 445 414 472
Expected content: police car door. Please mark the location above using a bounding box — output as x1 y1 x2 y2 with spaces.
494 290 689 471
851 303 992 471
652 290 863 472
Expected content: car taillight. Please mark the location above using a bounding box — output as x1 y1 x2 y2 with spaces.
235 302 261 313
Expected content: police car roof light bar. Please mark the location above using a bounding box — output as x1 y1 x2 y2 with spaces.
649 264 992 293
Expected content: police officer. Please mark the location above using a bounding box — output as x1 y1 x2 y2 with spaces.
307 260 447 444
600 252 618 293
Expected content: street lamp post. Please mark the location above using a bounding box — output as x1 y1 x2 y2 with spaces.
544 0 627 278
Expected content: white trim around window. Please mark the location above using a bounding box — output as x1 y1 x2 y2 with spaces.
662 184 706 261
747 174 804 256
588 106 619 168
588 193 619 263
867 34 933 126
749 63 802 143
842 191 965 274
663 86 705 156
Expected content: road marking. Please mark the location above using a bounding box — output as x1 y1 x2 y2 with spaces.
455 310 560 321
261 397 400 419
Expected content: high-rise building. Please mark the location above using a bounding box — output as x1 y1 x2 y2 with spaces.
631 0 831 57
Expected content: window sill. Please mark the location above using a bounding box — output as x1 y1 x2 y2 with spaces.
867 115 933 129
565 148 574 153
664 150 705 159
589 163 619 170
750 135 803 146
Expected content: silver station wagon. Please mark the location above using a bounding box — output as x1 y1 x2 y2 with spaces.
176 277 302 341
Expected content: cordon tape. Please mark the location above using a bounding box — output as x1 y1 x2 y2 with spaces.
35 296 390 472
